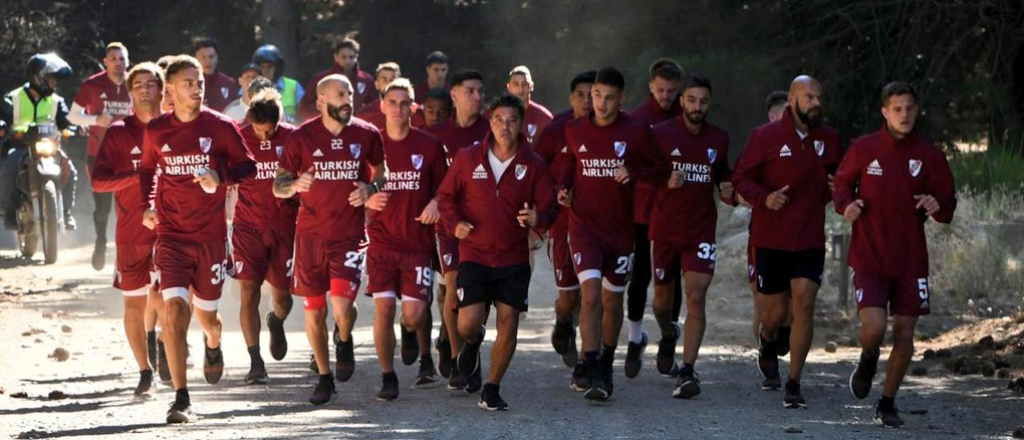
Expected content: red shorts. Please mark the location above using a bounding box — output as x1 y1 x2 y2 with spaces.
231 225 294 290
114 243 156 293
854 272 931 316
651 241 716 285
155 238 228 302
292 234 364 300
547 232 580 290
568 229 634 291
437 234 460 275
366 248 433 301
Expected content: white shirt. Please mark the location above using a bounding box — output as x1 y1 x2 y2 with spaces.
223 99 248 124
487 149 515 184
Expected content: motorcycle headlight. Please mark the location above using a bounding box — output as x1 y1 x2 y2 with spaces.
34 138 57 156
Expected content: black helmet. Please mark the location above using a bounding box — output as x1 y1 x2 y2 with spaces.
252 44 285 81
27 53 72 97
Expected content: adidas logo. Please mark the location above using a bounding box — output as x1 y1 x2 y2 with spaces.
561 146 567 154
867 159 883 176
160 144 171 153
472 164 487 179
579 144 588 153
100 92 108 99
670 148 681 157
130 146 141 155
312 148 324 157
779 145 792 157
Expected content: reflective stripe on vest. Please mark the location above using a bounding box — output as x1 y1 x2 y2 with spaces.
10 88 56 133
280 77 298 120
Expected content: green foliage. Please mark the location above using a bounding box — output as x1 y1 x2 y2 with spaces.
948 150 1024 193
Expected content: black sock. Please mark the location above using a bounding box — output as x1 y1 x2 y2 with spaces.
248 345 263 366
147 331 156 346
383 371 397 381
318 373 333 385
682 363 695 375
601 344 615 358
879 395 895 410
584 350 599 363
141 369 153 379
484 382 499 393
420 352 433 362
175 388 190 405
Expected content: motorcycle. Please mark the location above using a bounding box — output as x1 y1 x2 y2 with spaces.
13 122 66 264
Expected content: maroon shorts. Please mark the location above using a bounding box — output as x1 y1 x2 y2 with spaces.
155 238 228 302
854 272 931 316
547 232 580 290
568 229 634 291
292 234 364 299
231 225 294 290
366 247 433 301
651 241 716 285
114 243 156 292
437 234 460 275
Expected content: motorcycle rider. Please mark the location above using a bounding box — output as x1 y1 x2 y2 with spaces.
251 45 304 124
0 53 78 231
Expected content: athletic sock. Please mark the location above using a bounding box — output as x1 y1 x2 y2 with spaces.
248 345 263 367
879 395 895 411
175 388 190 406
682 363 695 375
628 320 644 344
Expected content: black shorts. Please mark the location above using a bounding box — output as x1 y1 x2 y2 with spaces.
456 262 531 312
754 248 825 295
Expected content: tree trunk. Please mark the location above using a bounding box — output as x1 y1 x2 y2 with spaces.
259 0 301 80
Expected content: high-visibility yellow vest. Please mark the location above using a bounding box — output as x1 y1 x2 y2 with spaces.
280 77 298 121
8 87 57 133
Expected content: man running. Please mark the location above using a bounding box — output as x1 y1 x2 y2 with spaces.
648 74 735 398
623 58 685 378
365 78 446 399
835 82 955 427
419 87 452 127
533 70 594 381
438 94 556 410
273 74 386 405
426 69 489 388
558 66 669 401
732 75 841 408
139 55 256 423
505 66 553 145
90 62 164 399
194 38 239 112
414 51 450 105
70 42 133 269
231 88 297 385
300 37 374 117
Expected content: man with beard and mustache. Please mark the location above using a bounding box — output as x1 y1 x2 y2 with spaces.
273 74 387 406
505 65 552 145
71 42 134 269
623 58 686 379
732 75 841 408
139 55 256 423
835 82 955 427
648 74 735 398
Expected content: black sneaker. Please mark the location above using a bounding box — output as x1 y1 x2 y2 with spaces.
672 369 701 399
874 400 905 428
415 356 439 388
91 237 104 270
400 324 419 366
147 332 157 370
166 399 196 424
448 361 467 393
377 372 399 401
657 323 681 377
776 326 791 357
134 370 154 398
552 318 578 367
601 351 615 399
624 331 648 379
569 361 589 392
203 338 224 385
783 380 807 409
266 312 288 361
849 351 878 400
436 337 452 378
309 376 337 405
308 354 318 374
478 383 509 411
335 332 355 383
583 360 608 401
465 359 483 394
156 339 171 383
758 337 781 391
245 362 268 385
457 327 484 381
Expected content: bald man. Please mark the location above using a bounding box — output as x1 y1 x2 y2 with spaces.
732 75 842 409
274 74 388 405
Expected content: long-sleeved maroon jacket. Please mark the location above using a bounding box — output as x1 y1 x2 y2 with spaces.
732 108 841 251
437 136 556 268
833 127 956 278
91 115 155 245
629 95 683 225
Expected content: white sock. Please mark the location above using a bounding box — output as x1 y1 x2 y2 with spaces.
628 320 644 344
